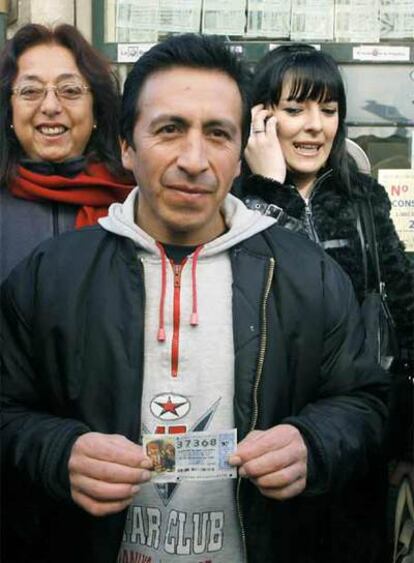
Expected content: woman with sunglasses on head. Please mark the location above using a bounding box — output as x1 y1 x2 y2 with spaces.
0 23 134 282
238 43 413 563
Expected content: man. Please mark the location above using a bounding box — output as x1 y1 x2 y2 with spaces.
1 34 388 563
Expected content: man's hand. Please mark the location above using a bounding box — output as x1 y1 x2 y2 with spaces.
68 432 152 517
228 424 308 500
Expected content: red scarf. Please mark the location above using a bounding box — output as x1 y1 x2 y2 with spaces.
9 162 134 228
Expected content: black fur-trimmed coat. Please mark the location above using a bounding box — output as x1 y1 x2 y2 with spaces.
240 170 414 353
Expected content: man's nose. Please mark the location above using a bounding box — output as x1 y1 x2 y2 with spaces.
176 132 209 176
39 88 63 115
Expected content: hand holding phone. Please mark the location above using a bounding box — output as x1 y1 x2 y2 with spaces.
244 104 287 184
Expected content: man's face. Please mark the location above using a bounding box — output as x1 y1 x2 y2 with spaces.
122 66 242 245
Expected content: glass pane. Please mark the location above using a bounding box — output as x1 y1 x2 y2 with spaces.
341 64 414 127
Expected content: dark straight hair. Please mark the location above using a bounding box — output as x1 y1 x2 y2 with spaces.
0 23 126 185
251 43 358 191
120 33 252 153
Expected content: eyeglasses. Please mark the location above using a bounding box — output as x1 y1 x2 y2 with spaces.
12 82 91 102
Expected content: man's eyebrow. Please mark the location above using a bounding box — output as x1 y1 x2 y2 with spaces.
149 114 238 135
149 115 187 127
205 119 239 135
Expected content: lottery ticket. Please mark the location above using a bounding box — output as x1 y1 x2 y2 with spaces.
143 429 237 483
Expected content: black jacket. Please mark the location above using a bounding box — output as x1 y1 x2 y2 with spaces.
0 184 77 283
1 224 388 563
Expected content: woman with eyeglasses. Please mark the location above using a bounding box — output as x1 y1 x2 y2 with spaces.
0 23 133 282
0 23 134 563
238 43 413 563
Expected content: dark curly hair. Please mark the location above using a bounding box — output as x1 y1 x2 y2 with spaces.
0 23 126 185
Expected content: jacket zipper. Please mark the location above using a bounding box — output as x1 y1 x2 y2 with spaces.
52 203 59 237
236 257 276 562
303 200 320 244
295 169 333 244
136 258 147 443
171 261 186 378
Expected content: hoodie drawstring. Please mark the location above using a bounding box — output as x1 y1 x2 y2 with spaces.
190 245 203 326
155 243 204 343
156 242 167 342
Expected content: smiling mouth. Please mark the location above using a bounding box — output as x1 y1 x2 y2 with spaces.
293 143 322 154
36 125 68 137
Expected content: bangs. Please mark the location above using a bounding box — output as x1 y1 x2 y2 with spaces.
281 64 340 104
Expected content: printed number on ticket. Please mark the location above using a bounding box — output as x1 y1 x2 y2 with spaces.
143 429 237 483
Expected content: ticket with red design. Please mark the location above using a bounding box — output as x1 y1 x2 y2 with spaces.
143 429 237 483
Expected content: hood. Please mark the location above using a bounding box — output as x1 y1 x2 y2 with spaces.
99 186 275 255
99 187 276 344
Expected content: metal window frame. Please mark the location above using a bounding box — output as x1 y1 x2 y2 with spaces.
92 0 414 65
